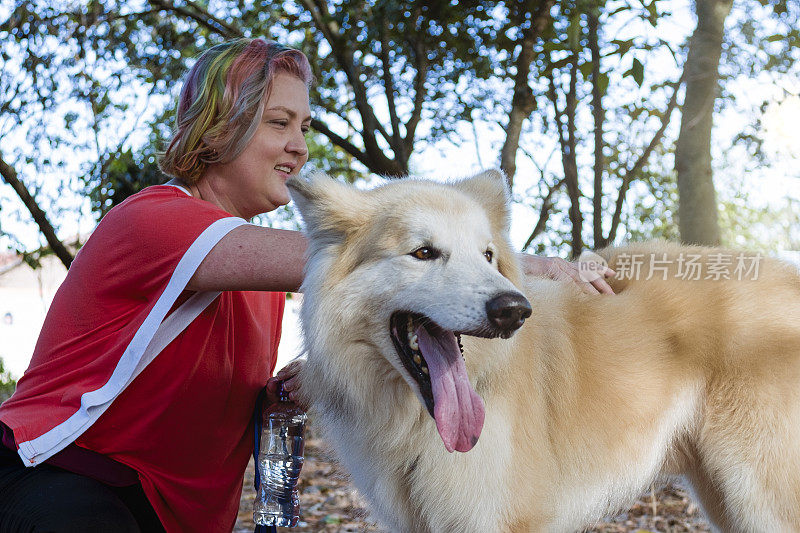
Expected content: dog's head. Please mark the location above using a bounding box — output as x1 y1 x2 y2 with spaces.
287 170 531 453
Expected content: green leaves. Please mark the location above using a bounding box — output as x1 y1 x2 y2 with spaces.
612 38 635 57
631 57 645 86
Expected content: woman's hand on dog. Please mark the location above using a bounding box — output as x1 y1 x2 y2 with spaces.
265 359 309 411
520 254 616 295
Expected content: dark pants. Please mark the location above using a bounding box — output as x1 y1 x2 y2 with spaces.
0 445 164 533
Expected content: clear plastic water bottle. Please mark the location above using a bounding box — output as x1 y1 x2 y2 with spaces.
253 385 307 527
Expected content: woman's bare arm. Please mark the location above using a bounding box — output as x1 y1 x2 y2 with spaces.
187 225 307 293
187 224 615 295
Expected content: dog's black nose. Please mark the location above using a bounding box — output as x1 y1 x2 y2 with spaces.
485 292 532 333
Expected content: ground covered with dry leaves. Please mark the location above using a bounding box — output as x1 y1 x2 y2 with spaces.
235 420 711 533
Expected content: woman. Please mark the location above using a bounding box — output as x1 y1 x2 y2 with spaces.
0 38 612 532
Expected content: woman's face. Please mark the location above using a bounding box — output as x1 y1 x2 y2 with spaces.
206 72 311 219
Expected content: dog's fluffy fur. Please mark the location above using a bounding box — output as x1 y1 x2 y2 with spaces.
287 170 800 532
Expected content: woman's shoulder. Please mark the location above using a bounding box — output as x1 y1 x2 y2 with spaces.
83 185 237 255
115 184 192 210
77 185 241 269
106 184 230 223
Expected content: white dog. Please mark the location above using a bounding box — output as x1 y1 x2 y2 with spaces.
287 170 800 532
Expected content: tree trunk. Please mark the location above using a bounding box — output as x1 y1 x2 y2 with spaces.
0 155 74 269
588 10 605 249
547 57 583 260
675 0 733 246
499 0 555 190
564 60 583 259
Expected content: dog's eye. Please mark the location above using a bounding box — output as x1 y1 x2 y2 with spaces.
411 247 440 261
484 250 493 263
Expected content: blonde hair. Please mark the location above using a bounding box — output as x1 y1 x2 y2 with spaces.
158 38 312 183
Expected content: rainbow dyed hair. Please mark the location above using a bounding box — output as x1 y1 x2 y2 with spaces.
158 38 313 183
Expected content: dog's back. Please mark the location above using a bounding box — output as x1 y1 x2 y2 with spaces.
501 241 800 530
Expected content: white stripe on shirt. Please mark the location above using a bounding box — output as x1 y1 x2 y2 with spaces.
18 216 247 466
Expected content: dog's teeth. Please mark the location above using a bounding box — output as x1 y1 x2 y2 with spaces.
413 354 422 365
421 366 429 375
409 334 419 350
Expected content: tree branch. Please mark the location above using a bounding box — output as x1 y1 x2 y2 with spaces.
675 0 731 246
321 105 361 137
606 74 685 245
148 0 242 38
522 177 566 251
564 58 583 258
403 36 428 157
0 154 73 269
310 117 372 169
184 0 242 37
547 76 567 156
301 0 402 175
379 15 406 164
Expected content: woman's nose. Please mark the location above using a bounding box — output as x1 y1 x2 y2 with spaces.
286 130 308 156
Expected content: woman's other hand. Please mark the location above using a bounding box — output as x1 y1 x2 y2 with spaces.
265 358 309 410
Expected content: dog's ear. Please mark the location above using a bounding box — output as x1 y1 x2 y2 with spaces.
287 173 371 241
452 169 523 287
451 169 512 234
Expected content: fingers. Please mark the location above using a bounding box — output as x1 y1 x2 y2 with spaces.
263 359 306 405
517 254 617 294
272 359 310 410
580 263 615 294
281 376 299 394
518 254 550 277
547 257 616 295
590 277 615 295
264 376 283 405
275 358 304 381
592 265 616 294
264 375 308 410
281 376 310 410
549 258 589 289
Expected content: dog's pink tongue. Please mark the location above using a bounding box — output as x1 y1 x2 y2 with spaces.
416 325 485 453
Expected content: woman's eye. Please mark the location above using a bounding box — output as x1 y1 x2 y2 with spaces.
484 250 493 263
411 247 440 261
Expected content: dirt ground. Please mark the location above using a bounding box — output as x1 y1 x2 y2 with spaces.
235 421 712 533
